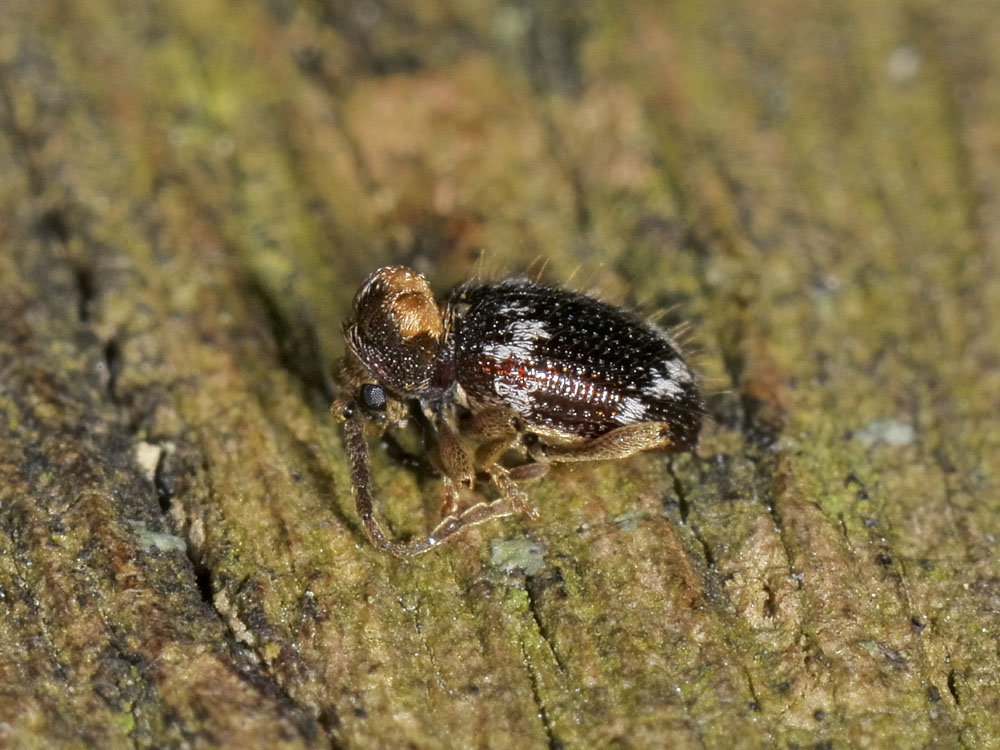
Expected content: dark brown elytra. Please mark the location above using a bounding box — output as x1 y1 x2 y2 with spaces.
333 266 703 556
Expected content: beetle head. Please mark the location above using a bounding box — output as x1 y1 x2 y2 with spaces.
344 266 443 396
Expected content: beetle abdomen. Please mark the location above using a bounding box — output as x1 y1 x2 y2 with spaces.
450 279 703 448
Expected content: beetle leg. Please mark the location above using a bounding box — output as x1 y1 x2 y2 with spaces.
438 476 461 518
439 412 539 524
508 462 550 482
344 408 534 557
469 406 521 469
488 465 539 519
465 406 542 516
530 422 675 463
343 407 436 556
425 489 535 546
436 420 475 488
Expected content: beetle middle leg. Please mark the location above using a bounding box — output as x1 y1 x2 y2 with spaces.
410 414 535 543
440 409 539 517
467 406 546 500
468 406 522 466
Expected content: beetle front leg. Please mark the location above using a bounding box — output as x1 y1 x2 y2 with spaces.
435 420 474 517
343 407 438 557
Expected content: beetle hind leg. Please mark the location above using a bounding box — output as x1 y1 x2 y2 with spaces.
529 422 675 463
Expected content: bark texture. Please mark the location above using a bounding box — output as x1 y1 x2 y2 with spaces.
1 1 998 748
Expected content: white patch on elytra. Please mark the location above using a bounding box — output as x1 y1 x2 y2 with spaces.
483 319 549 362
484 315 548 416
663 358 692 383
496 300 533 318
649 375 684 400
615 396 648 424
646 360 691 400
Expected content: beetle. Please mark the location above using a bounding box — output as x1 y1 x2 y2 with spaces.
333 266 703 556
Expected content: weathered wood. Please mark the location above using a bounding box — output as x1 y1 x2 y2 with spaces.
1 0 998 748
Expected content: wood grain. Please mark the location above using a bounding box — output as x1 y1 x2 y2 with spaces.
1 1 998 747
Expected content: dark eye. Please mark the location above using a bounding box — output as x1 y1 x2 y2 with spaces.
360 384 387 411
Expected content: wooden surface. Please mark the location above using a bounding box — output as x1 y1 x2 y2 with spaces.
2 1 999 748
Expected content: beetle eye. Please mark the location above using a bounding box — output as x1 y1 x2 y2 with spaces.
360 384 387 411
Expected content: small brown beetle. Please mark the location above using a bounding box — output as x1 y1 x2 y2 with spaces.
333 266 703 556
